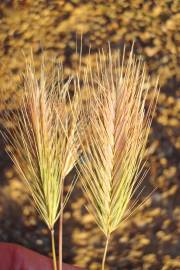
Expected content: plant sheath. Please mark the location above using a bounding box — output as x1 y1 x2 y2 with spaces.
102 235 110 270
59 186 63 270
51 229 57 270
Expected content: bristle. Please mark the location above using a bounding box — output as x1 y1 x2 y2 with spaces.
2 58 79 230
78 46 159 237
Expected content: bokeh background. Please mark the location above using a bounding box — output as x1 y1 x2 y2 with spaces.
0 1 179 269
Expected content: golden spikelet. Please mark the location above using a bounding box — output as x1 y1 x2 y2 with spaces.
77 46 159 269
2 58 80 270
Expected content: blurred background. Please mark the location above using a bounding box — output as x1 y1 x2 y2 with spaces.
0 1 179 269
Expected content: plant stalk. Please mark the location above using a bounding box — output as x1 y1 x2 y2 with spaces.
58 187 63 270
102 235 110 270
51 229 57 270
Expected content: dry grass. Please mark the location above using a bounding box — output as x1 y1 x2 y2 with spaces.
1 46 159 270
77 46 159 269
2 58 80 270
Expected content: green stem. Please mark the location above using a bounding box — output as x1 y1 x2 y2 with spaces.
58 188 63 270
51 229 57 270
102 235 110 270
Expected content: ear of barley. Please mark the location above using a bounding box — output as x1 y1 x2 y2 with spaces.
54 68 81 270
2 58 80 270
77 46 159 269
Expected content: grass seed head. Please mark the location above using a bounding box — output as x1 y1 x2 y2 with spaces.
2 58 80 230
78 46 159 237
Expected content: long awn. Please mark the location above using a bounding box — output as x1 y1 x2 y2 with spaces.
2 58 80 270
77 46 159 270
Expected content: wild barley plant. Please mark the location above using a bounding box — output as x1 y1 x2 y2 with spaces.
55 69 80 270
77 47 158 270
2 59 79 270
